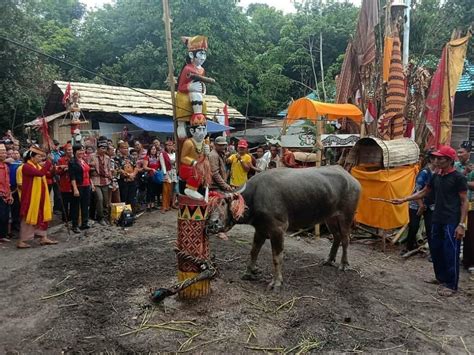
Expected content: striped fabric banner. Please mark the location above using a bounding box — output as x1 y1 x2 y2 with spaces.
385 33 406 139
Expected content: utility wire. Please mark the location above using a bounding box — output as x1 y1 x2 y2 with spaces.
0 34 276 122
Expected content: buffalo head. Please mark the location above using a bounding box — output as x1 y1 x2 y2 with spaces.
206 185 247 236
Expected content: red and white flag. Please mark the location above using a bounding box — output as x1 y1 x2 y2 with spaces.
62 82 71 107
364 101 377 124
223 103 230 137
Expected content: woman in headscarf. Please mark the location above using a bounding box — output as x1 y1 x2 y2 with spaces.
17 146 57 248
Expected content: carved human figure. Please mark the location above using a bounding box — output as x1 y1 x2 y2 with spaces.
176 35 215 139
179 115 211 200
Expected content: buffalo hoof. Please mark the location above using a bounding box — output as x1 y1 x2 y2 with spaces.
322 259 337 267
266 281 282 293
241 272 261 281
339 263 349 272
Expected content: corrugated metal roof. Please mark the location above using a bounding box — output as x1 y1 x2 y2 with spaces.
457 62 474 92
52 81 243 118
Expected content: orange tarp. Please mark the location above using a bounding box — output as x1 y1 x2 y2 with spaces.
286 98 363 124
351 165 417 229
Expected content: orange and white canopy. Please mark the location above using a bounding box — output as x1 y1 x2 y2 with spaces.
285 98 363 124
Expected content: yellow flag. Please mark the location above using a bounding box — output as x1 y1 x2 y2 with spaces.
439 34 471 145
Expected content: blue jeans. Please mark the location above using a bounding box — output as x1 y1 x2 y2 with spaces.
430 223 461 290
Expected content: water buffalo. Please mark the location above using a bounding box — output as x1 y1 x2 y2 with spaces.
206 166 361 291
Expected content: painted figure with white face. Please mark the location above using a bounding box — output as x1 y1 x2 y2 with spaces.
179 115 211 200
176 36 215 139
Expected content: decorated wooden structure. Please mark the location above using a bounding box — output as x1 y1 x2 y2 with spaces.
346 137 420 169
348 137 420 249
176 195 211 298
172 34 215 299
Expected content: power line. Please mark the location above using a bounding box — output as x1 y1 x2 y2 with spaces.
0 34 271 122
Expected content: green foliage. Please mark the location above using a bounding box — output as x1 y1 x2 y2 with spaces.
0 0 472 138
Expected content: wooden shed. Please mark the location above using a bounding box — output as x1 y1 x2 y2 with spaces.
26 81 243 144
346 137 420 169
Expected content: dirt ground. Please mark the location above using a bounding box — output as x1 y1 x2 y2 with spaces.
1 211 474 354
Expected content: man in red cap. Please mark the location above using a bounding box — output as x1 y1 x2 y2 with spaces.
393 145 468 296
227 139 251 187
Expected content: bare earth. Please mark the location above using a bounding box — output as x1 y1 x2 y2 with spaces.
1 211 473 354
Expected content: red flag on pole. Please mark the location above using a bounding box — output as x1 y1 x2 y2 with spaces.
364 100 377 124
425 47 447 149
62 82 71 107
223 103 230 137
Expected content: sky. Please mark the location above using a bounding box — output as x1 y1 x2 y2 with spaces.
83 0 361 13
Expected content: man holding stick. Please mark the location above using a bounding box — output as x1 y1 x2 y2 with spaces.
392 145 468 296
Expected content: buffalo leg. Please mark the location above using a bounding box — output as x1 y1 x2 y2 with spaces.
323 216 341 267
268 229 285 291
242 229 266 280
339 218 352 270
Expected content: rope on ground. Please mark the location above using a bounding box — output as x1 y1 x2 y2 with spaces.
150 248 217 303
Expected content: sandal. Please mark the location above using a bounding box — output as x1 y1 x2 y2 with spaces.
437 286 456 297
39 238 58 246
17 241 31 249
424 278 440 285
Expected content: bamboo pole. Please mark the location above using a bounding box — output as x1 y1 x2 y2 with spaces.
162 0 178 145
314 117 324 239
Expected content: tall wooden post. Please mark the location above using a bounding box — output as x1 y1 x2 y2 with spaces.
314 117 324 239
162 1 211 299
162 0 178 146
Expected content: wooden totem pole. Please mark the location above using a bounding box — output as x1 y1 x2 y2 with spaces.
162 0 216 299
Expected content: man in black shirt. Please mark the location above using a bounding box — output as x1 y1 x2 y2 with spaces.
393 145 468 296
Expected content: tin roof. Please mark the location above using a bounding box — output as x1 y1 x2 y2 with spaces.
457 62 474 92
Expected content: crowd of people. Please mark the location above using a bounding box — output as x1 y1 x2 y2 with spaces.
0 132 284 248
1 128 473 296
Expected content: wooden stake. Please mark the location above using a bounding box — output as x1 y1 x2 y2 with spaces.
162 0 178 145
391 224 408 244
314 118 324 239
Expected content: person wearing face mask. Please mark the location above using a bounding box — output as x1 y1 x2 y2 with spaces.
17 146 57 248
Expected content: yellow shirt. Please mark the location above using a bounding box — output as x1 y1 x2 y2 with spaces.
229 153 251 187
16 164 23 199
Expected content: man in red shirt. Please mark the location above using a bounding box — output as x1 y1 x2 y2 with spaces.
56 144 73 223
0 144 13 242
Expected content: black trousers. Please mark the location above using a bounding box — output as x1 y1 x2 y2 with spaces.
146 180 162 204
406 207 433 250
464 210 474 269
118 180 137 205
10 190 20 231
61 191 73 222
71 186 91 228
0 199 10 238
52 181 62 212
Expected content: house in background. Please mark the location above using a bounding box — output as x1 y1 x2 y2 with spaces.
26 81 243 144
451 62 474 149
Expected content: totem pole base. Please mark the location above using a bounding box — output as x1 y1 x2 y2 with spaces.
177 271 210 299
176 195 211 299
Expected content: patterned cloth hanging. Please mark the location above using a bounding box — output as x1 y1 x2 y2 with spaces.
384 33 406 139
